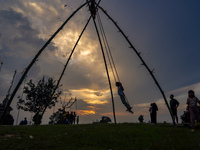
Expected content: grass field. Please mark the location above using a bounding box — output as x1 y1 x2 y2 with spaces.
0 123 200 150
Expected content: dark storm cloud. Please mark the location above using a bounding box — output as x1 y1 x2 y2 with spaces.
0 9 41 67
0 8 57 100
0 76 9 97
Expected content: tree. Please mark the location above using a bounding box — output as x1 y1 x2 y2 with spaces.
17 77 62 125
49 107 66 125
100 116 111 123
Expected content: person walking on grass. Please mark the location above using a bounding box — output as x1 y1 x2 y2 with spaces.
186 90 200 131
169 94 179 124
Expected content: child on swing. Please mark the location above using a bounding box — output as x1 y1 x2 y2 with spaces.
116 82 133 114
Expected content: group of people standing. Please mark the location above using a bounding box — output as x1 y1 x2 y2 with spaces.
148 90 200 131
148 93 183 125
63 111 79 125
148 94 180 124
169 90 200 132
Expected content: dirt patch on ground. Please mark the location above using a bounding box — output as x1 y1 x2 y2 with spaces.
3 134 21 138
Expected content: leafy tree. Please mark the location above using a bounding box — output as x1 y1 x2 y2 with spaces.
100 116 111 123
49 107 66 125
17 77 62 125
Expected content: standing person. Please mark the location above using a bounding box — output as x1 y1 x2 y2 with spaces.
66 111 70 124
77 116 79 124
20 117 27 125
169 94 179 124
73 112 76 124
63 112 67 124
186 90 200 131
69 111 74 124
116 82 133 114
149 103 158 124
23 117 27 125
149 103 152 122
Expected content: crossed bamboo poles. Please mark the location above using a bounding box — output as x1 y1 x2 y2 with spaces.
0 0 175 125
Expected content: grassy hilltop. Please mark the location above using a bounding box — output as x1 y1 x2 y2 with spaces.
0 123 200 150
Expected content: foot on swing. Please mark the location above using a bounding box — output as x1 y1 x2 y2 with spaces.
129 110 134 114
126 107 133 114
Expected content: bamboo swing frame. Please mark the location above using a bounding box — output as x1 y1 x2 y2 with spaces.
0 0 175 125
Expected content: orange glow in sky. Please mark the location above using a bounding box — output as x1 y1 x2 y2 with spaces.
83 99 108 105
70 89 110 105
78 110 96 115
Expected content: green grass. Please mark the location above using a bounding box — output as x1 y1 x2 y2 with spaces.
0 123 200 150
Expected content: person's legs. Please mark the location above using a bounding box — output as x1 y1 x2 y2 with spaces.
120 95 131 110
189 108 195 129
154 112 157 124
150 113 153 123
152 112 157 124
175 115 178 124
119 95 133 113
173 109 178 124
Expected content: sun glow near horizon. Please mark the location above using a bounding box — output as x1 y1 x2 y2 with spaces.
70 88 111 105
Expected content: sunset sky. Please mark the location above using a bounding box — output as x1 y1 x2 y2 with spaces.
1 0 200 124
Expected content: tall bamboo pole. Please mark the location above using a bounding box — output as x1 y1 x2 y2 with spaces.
15 76 27 125
51 16 92 103
92 18 117 124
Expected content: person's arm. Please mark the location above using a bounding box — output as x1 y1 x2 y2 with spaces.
196 97 200 105
149 107 151 111
155 104 158 111
176 100 179 108
186 98 189 110
186 98 190 107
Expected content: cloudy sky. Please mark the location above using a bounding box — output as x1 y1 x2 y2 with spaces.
0 0 200 125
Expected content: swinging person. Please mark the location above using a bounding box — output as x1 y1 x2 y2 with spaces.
116 82 133 114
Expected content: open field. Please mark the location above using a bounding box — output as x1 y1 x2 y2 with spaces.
0 123 200 150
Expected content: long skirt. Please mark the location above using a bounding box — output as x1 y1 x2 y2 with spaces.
150 112 157 124
189 107 200 129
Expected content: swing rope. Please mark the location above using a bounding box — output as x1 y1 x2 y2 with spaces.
96 12 132 107
92 14 117 123
96 12 120 83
